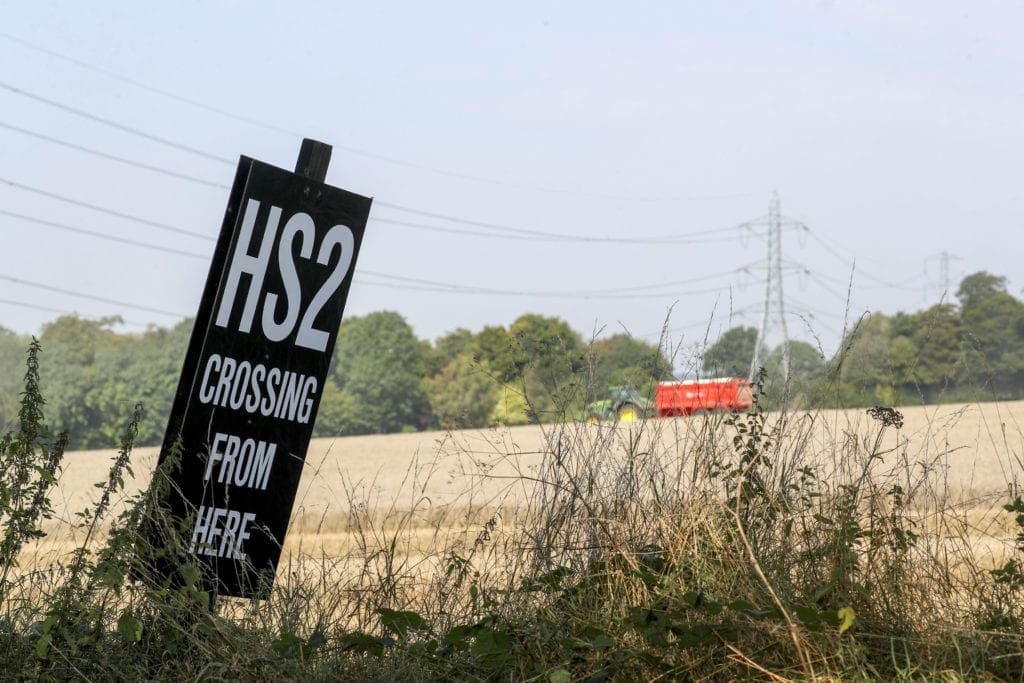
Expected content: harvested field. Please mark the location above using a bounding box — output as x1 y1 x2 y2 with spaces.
23 400 1024 576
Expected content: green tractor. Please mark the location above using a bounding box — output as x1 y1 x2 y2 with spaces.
583 386 652 424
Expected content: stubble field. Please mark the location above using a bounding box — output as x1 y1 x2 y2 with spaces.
11 398 1024 679
25 399 1024 577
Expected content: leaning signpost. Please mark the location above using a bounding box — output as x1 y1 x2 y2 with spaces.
146 139 371 598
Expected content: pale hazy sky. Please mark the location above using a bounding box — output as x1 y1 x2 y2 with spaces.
1 1 1020 365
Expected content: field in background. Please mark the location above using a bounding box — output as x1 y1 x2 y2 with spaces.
27 400 1024 574
9 397 1024 679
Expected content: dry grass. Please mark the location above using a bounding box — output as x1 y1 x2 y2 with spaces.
27 400 1023 574
9 398 1023 679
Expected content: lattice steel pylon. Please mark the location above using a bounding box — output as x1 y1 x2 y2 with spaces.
749 191 791 382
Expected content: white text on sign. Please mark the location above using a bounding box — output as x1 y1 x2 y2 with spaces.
214 199 355 351
197 353 317 424
202 431 276 490
189 505 258 560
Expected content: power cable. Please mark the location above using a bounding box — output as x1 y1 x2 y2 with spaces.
371 214 773 245
0 80 234 164
0 176 215 241
0 209 208 259
373 201 772 244
801 270 851 302
0 86 774 244
0 203 760 300
779 198 908 267
0 274 187 318
1 172 764 248
0 297 82 318
796 223 920 291
0 116 766 246
0 120 227 189
0 31 762 203
0 297 153 329
355 272 744 300
786 296 860 321
808 262 919 293
654 303 762 338
360 263 756 297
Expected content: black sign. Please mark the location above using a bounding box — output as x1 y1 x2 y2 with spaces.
149 149 371 597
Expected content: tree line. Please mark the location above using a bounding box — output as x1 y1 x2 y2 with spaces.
1 270 1022 450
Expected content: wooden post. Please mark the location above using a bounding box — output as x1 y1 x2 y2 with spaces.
295 138 332 182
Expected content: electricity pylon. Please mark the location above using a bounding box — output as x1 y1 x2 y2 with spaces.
749 191 791 382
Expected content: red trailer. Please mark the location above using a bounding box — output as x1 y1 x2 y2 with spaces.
654 377 754 417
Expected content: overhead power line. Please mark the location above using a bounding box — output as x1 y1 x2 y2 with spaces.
0 201 762 300
0 297 83 319
0 209 208 259
796 224 920 292
653 303 763 338
0 82 776 244
786 296 858 321
0 176 215 240
800 270 852 302
0 115 768 246
370 213 777 245
0 31 761 203
0 80 234 164
0 274 187 318
0 120 227 189
0 297 154 329
373 201 780 244
1 171 763 247
356 271 750 300
360 265 754 296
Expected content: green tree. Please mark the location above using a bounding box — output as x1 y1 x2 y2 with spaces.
488 385 530 426
509 314 584 386
38 316 135 448
428 327 475 376
957 272 1024 398
508 314 586 421
817 314 898 407
40 315 126 365
423 354 498 429
585 334 672 400
321 311 432 435
312 381 361 437
0 327 30 431
763 340 825 407
703 326 759 377
901 304 962 400
85 320 192 446
957 271 1008 308
472 325 518 383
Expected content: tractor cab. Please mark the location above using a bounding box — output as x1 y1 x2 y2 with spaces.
584 385 652 423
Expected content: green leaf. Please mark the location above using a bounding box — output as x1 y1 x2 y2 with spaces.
340 631 391 655
35 632 52 660
471 627 513 669
549 669 572 683
272 632 304 659
726 599 756 612
178 563 200 587
377 607 428 637
838 606 856 635
793 605 837 632
308 630 327 650
442 623 476 649
116 614 144 643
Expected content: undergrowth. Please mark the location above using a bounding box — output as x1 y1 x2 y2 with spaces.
1 341 1022 680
